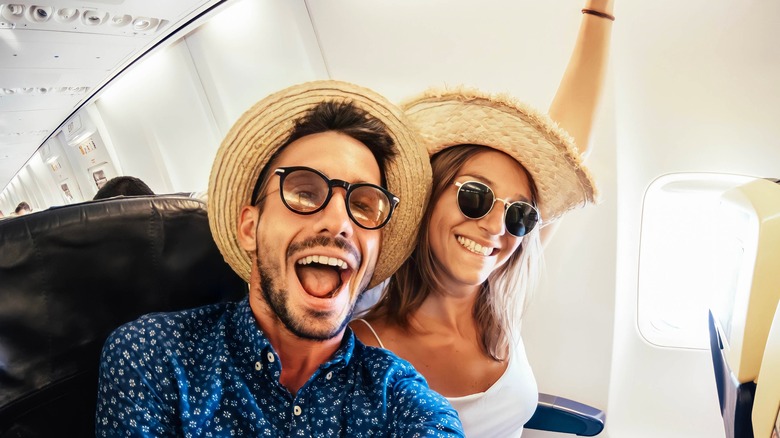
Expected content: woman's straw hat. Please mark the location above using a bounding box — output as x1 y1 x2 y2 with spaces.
402 87 597 223
208 80 431 288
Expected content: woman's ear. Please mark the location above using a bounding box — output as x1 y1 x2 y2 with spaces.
237 206 259 251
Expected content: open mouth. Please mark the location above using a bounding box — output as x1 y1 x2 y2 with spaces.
295 255 352 299
457 235 499 256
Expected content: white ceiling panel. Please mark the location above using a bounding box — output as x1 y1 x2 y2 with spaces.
0 93 86 111
0 67 106 88
0 32 137 70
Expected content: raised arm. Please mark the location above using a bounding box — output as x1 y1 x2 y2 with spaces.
548 0 614 158
541 0 614 244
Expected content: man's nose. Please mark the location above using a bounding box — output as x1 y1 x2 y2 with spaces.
314 190 354 238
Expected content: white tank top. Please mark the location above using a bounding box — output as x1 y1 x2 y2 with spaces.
353 319 538 437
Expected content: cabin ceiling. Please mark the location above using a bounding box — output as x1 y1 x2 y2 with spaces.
0 0 221 190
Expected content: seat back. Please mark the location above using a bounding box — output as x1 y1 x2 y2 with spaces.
708 178 780 438
753 302 780 438
0 195 246 437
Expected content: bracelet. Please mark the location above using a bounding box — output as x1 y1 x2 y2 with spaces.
582 8 615 21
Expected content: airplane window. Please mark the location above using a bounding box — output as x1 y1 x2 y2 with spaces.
637 173 755 349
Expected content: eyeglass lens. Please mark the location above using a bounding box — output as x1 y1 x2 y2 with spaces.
455 181 539 237
279 167 395 230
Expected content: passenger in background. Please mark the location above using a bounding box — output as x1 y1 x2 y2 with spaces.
351 1 613 437
92 176 154 200
95 81 463 437
14 202 32 216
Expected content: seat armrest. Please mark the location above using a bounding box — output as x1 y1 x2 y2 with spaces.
524 393 606 436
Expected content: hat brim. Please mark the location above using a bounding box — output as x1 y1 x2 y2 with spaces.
208 80 431 289
402 87 597 223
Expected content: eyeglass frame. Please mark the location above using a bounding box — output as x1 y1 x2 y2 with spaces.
261 166 400 230
453 180 541 237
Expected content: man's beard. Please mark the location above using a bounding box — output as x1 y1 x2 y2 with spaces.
255 247 362 341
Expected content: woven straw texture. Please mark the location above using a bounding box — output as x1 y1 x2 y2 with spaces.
402 87 598 222
208 80 431 288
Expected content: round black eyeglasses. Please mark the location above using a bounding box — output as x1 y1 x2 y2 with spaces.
272 166 399 230
454 180 541 237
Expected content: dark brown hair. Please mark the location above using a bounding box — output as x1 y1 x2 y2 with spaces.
93 176 154 200
252 100 396 207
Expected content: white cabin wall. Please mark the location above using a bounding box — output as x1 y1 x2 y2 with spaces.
520 84 618 438
15 161 47 211
92 40 213 194
305 0 573 106
24 154 61 208
57 128 119 200
184 0 328 135
606 1 780 437
38 138 86 205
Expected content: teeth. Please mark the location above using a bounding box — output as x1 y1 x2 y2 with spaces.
457 236 493 256
296 255 348 270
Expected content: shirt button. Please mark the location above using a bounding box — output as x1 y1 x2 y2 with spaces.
293 405 302 416
326 371 333 380
254 361 262 371
267 352 275 363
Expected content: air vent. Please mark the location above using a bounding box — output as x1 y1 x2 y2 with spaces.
0 4 167 36
25 5 52 23
0 87 89 96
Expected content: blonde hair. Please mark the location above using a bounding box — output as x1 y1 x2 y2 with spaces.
366 145 543 360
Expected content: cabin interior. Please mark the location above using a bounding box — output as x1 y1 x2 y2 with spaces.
2 1 780 437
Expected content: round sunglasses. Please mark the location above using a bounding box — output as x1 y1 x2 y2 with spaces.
273 166 399 230
454 181 540 237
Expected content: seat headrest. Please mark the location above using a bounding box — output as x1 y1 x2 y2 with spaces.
0 195 246 433
753 302 780 437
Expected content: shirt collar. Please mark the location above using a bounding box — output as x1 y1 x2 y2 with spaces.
233 296 356 371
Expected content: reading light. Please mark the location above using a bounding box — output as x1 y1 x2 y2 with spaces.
27 6 53 23
132 17 153 31
55 8 78 23
7 4 23 16
110 14 131 27
81 10 106 26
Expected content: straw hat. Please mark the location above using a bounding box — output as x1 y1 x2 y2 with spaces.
402 87 598 223
208 80 431 289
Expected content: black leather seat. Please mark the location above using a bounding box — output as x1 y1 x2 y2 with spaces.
0 196 246 437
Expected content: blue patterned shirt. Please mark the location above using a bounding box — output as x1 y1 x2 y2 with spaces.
96 297 464 437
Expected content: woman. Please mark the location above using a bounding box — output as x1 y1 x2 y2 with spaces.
351 1 613 436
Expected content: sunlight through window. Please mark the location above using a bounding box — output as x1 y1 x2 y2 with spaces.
638 173 755 349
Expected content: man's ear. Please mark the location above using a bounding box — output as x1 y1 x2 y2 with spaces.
237 205 259 251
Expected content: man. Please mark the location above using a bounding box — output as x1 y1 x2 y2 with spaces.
93 176 154 200
14 202 31 216
96 81 463 436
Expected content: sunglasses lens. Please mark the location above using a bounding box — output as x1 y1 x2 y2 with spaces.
457 181 494 218
505 202 539 237
348 185 393 229
281 169 328 212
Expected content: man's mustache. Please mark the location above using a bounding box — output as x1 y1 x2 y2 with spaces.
287 235 361 266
